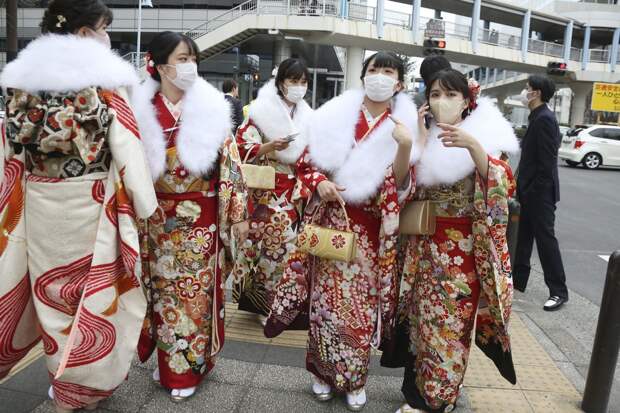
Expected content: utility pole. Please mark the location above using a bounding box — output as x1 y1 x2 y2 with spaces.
7 0 18 63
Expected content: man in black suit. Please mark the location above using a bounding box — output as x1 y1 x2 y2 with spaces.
513 74 568 311
223 79 244 134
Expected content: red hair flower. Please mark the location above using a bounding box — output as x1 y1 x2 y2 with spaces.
145 52 156 75
468 78 480 111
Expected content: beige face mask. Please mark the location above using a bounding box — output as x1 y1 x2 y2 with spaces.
430 98 467 125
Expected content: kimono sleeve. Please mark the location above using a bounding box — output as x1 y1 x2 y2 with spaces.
236 119 262 163
296 147 328 193
218 137 249 246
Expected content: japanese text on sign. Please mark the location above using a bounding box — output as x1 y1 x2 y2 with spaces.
591 82 620 113
425 19 446 39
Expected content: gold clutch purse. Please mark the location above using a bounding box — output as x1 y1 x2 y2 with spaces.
240 150 275 190
399 200 436 235
297 202 358 262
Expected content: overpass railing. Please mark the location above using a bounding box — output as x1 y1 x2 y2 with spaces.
184 0 613 65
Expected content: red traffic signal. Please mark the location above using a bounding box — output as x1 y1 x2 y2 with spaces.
547 61 568 75
423 39 446 56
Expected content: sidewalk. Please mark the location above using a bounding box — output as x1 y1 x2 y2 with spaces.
1 280 587 413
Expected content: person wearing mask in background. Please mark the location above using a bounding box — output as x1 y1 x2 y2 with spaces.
223 79 244 134
264 52 420 411
132 31 249 402
0 0 158 411
232 58 312 326
513 75 568 311
386 69 519 413
414 55 452 108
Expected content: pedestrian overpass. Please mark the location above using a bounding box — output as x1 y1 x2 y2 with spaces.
184 0 620 89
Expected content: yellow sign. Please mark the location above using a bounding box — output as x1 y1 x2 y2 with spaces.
591 82 620 113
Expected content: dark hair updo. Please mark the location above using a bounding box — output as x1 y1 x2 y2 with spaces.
40 0 113 35
360 51 405 82
146 31 201 82
275 58 309 98
425 69 471 120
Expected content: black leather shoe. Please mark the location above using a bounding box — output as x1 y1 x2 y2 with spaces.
543 296 567 311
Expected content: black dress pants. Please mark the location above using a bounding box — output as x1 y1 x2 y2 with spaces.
513 193 568 300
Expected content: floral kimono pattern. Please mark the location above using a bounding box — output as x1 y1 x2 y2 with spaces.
231 81 311 317
0 86 157 409
265 108 412 392
137 92 247 390
385 157 516 413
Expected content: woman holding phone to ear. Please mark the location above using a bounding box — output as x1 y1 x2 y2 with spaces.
386 69 519 413
232 58 313 325
264 52 421 411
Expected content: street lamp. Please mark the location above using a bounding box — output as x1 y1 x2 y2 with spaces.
137 0 154 68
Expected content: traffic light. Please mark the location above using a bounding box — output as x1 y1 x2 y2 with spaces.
423 39 446 56
547 61 567 76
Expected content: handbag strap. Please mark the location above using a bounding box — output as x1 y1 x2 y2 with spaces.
310 200 352 232
242 145 271 167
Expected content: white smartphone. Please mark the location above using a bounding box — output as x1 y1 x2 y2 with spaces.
284 133 299 142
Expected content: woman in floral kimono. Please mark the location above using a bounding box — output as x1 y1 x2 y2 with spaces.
265 52 421 410
0 1 158 412
386 69 519 413
232 58 312 325
132 31 248 402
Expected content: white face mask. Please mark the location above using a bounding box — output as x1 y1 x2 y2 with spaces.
519 89 535 107
364 73 398 102
165 62 198 91
284 85 307 103
430 98 467 125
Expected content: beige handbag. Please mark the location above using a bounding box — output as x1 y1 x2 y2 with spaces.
240 149 276 190
297 202 358 262
399 200 436 235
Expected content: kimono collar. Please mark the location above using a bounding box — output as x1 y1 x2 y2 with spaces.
0 34 138 93
415 97 520 187
248 80 312 165
307 89 422 204
131 76 232 179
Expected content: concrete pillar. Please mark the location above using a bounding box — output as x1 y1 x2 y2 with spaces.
496 94 507 113
471 0 481 54
411 0 421 44
611 27 620 72
582 25 591 71
563 20 574 62
376 0 385 39
345 46 364 90
570 82 592 126
273 40 291 66
434 9 441 19
493 67 498 84
521 10 531 62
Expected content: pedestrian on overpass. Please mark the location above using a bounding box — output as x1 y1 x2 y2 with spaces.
384 69 519 413
264 52 420 411
513 75 569 311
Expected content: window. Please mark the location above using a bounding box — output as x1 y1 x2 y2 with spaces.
589 128 606 138
603 128 620 141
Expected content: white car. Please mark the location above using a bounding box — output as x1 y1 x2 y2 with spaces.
559 125 620 169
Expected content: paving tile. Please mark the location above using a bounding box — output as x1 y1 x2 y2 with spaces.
467 388 534 413
98 366 157 413
237 386 333 412
1 357 49 398
523 390 583 413
140 381 246 413
0 388 46 413
515 364 581 396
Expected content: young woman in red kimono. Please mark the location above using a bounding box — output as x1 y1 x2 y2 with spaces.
232 59 312 325
131 32 249 402
386 70 519 413
265 52 423 410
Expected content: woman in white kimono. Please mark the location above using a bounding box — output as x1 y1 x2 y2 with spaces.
232 58 313 325
386 69 519 413
265 52 422 410
0 1 158 412
132 31 249 401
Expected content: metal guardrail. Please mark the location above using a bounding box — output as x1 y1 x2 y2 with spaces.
183 0 613 65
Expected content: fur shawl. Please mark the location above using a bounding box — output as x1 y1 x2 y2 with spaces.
131 77 232 179
307 89 421 204
248 80 312 165
0 34 138 92
415 97 520 187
